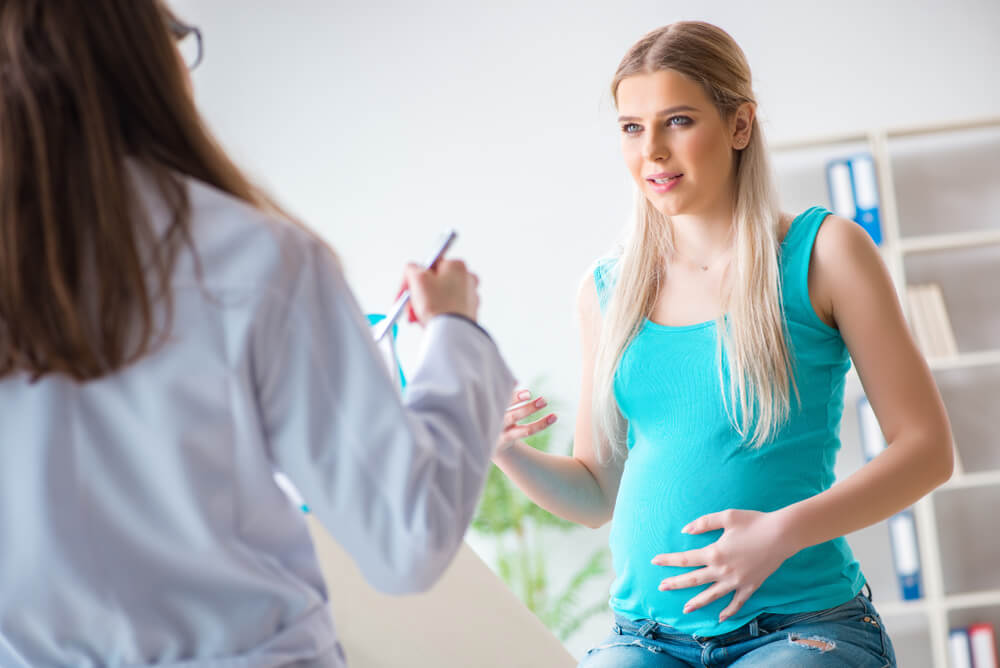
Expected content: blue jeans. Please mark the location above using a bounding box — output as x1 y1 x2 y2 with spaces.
579 589 896 667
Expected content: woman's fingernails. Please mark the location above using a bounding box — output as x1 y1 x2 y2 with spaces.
547 415 557 424
683 606 692 614
535 398 547 408
518 390 531 400
719 615 728 623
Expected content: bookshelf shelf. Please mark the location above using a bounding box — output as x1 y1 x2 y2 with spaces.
772 115 1000 668
885 116 1000 140
945 590 1000 612
888 591 1000 619
899 228 1000 254
846 350 1000 383
880 598 929 617
939 470 1000 492
927 349 1000 372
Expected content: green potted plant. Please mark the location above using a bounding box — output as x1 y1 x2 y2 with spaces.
472 400 610 640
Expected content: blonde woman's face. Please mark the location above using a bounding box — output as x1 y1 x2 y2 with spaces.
616 69 744 217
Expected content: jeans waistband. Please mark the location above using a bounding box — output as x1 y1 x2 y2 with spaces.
613 612 765 646
614 583 873 646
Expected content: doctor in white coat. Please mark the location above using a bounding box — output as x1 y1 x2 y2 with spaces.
0 2 521 666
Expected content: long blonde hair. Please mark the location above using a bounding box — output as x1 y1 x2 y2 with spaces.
592 21 796 462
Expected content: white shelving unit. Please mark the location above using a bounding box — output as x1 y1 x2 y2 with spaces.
771 116 1000 668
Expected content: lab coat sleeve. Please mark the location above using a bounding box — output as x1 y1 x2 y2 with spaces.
252 236 516 594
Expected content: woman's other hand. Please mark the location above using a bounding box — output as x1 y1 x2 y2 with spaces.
495 389 558 454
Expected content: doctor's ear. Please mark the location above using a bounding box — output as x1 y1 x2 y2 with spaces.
730 103 755 150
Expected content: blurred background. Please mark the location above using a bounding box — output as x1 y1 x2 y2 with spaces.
169 0 1000 663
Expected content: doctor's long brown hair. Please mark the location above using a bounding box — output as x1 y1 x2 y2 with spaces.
0 0 292 381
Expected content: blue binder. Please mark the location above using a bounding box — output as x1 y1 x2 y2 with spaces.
949 627 973 668
826 154 883 245
887 509 923 600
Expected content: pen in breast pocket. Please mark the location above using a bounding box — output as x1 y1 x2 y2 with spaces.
373 229 458 342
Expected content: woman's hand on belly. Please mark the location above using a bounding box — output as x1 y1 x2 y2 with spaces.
651 509 796 623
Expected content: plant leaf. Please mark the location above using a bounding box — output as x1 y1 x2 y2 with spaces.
548 548 610 626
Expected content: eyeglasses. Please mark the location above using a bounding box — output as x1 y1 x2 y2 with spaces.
168 16 203 71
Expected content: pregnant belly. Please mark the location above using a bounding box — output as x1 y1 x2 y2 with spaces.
607 447 817 621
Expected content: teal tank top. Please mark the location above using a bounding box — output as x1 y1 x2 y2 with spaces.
595 206 865 637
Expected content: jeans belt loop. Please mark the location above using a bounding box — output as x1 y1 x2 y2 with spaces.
637 620 658 638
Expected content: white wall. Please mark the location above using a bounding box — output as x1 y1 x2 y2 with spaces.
168 0 1000 657
170 0 1000 425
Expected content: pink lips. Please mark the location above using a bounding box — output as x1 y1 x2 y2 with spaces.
646 172 683 193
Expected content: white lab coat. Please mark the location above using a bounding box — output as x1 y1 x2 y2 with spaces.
0 167 516 667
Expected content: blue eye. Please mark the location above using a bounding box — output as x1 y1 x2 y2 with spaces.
621 122 642 135
667 116 692 127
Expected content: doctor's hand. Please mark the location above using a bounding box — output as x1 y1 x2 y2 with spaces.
403 259 480 324
651 509 797 623
495 389 557 454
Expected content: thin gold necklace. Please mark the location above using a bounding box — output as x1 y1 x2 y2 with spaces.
671 229 735 272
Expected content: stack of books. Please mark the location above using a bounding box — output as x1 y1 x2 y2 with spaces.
950 623 999 668
906 283 958 359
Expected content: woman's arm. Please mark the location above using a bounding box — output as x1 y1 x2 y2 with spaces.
256 239 516 595
492 271 624 529
770 214 954 548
